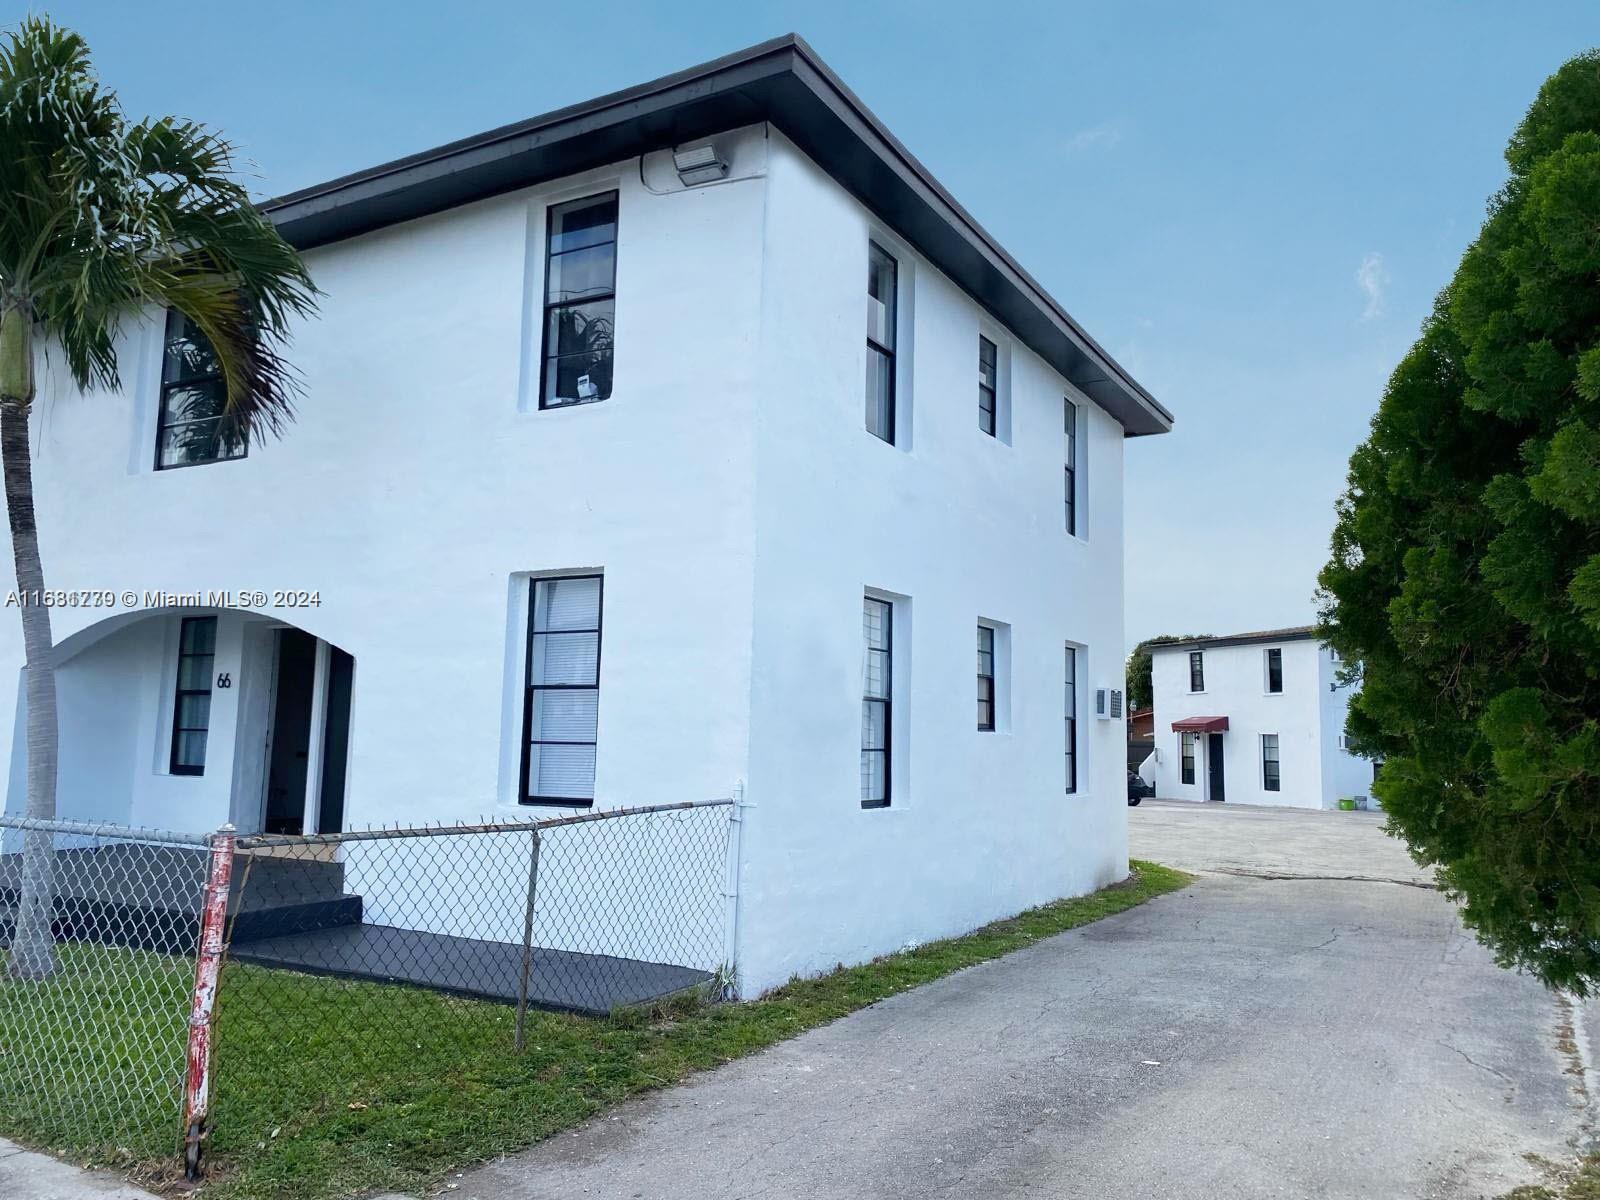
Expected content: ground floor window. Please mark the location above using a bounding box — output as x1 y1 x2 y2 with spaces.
1180 731 1197 785
1064 645 1078 793
862 596 893 808
521 575 602 806
1262 733 1281 791
170 616 217 775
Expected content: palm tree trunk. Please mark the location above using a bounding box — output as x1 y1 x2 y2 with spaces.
0 303 57 980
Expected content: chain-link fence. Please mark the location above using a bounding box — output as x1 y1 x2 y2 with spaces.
0 816 212 1162
0 800 737 1177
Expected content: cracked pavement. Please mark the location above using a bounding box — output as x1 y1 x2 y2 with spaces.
444 802 1590 1200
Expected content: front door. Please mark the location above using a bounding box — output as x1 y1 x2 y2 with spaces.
1207 732 1226 802
264 629 318 834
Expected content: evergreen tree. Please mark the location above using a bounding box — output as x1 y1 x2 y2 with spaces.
1319 50 1600 993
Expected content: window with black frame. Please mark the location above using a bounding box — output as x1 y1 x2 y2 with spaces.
866 242 897 443
1265 647 1284 693
1189 650 1205 692
521 575 602 805
541 193 617 408
1064 397 1078 534
977 625 996 731
1064 645 1079 793
978 335 998 436
862 596 892 807
170 616 217 775
156 312 246 470
1262 733 1281 791
1180 731 1197 784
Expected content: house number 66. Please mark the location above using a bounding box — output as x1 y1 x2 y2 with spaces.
216 673 232 689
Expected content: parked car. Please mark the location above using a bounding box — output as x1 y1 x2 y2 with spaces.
1127 772 1154 805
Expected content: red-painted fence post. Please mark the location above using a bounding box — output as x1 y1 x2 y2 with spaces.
182 823 235 1181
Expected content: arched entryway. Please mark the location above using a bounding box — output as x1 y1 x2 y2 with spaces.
22 608 355 836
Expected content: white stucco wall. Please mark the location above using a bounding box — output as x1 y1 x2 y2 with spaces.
1151 638 1368 810
0 124 1140 997
2 128 772 840
1318 651 1376 807
733 134 1129 993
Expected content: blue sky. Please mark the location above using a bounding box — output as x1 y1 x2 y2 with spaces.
40 1 1600 648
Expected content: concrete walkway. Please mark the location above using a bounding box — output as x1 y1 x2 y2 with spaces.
449 847 1586 1198
0 1139 158 1200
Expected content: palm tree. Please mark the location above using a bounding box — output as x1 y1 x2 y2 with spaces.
0 17 315 978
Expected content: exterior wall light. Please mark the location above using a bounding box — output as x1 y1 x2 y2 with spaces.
673 143 728 185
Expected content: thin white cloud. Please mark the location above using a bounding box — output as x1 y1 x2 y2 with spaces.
1065 123 1123 154
1355 251 1389 320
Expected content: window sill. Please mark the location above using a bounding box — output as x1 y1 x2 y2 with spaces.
152 455 248 475
523 397 613 417
864 431 908 453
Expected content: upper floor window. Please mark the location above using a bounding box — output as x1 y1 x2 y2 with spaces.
541 193 618 409
521 575 603 805
1064 398 1078 535
1189 650 1205 692
865 242 898 443
1265 647 1284 693
1261 733 1281 792
170 616 217 775
861 596 893 807
978 335 998 436
157 312 246 470
977 625 996 731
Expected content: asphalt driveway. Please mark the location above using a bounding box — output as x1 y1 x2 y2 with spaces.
443 802 1592 1200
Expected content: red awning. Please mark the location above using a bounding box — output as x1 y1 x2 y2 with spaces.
1171 716 1229 733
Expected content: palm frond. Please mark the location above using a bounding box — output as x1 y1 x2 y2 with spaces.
0 14 317 437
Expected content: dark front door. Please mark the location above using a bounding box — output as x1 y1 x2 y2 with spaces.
1207 732 1226 802
264 629 317 834
316 648 355 835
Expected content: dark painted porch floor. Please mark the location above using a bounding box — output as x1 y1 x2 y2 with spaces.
229 923 713 1016
2 843 712 1015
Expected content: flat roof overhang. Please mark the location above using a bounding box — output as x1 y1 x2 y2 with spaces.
1171 716 1229 733
259 34 1171 438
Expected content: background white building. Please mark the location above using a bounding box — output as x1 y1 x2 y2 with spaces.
0 36 1171 996
1148 627 1373 810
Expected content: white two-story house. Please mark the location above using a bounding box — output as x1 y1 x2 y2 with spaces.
1149 627 1373 810
0 35 1171 995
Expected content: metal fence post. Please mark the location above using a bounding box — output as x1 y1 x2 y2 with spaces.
182 823 235 1181
514 826 543 1052
721 781 748 999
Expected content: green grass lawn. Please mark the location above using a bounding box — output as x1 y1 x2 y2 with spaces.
0 860 1189 1199
1502 1155 1600 1200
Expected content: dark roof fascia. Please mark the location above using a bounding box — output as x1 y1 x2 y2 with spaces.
260 34 1171 437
